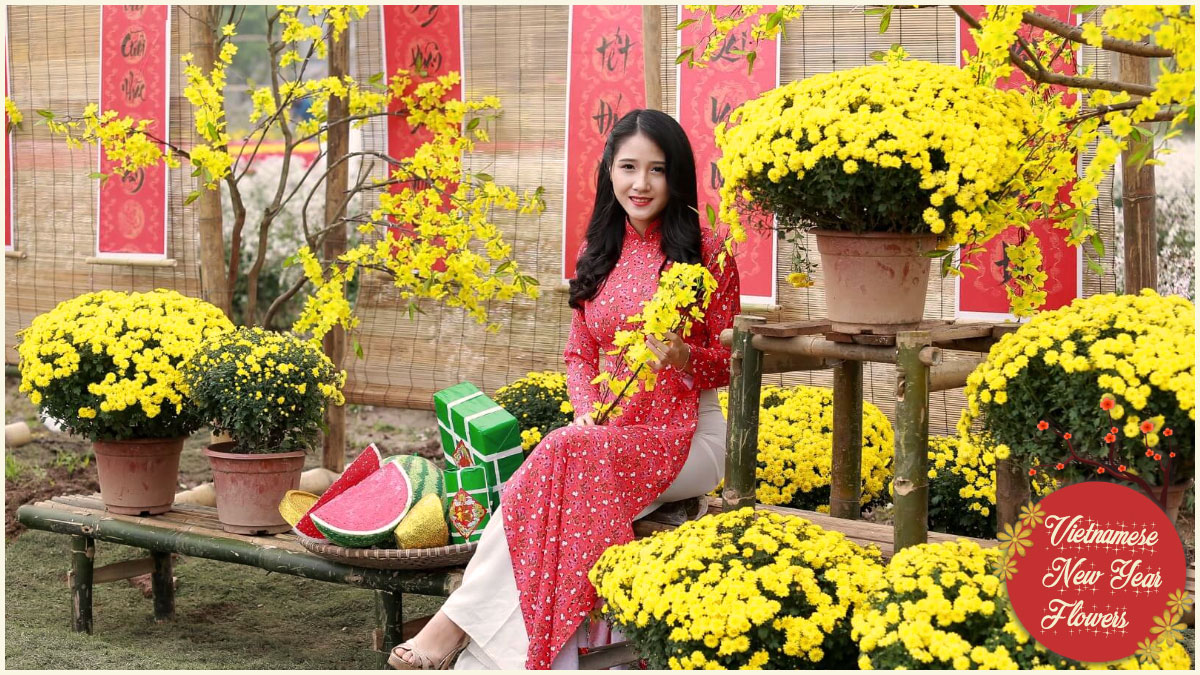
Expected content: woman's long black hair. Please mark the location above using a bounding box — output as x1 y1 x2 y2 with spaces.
568 109 703 310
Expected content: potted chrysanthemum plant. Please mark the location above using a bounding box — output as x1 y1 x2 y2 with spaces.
715 52 1041 332
959 290 1194 522
182 326 345 534
16 289 234 514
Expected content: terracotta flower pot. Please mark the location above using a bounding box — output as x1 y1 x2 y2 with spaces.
812 229 939 334
91 437 186 515
205 443 306 535
1160 479 1193 524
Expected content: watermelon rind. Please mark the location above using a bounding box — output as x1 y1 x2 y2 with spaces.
294 443 383 539
309 463 415 547
383 454 445 510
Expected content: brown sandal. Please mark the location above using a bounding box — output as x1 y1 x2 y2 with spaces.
387 639 469 670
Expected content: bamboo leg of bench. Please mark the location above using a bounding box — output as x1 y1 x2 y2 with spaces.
71 535 95 634
894 331 931 552
830 359 863 519
151 550 174 622
376 590 404 668
724 315 765 511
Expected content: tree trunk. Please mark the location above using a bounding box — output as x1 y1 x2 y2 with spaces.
189 6 231 317
1119 54 1157 294
321 26 351 472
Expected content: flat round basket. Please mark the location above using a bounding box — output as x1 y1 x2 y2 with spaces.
299 537 477 570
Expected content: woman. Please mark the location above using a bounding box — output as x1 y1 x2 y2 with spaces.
390 109 740 670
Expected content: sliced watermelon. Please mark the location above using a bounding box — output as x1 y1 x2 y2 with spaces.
383 454 445 510
309 462 415 547
294 443 383 539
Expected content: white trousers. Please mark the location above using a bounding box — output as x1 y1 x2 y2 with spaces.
442 389 726 670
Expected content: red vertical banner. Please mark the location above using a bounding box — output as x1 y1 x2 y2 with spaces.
97 5 170 258
677 5 780 303
381 4 462 244
956 5 1081 319
562 5 647 281
6 42 14 251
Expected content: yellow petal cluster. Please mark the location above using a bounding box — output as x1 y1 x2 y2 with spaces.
719 385 893 511
959 290 1194 485
852 539 1191 670
594 263 717 421
715 59 1037 253
494 371 572 449
181 326 345 453
590 507 884 669
16 290 233 440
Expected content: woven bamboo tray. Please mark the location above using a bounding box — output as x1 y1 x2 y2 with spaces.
299 537 477 570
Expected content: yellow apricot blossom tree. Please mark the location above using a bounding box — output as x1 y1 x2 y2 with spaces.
38 5 543 342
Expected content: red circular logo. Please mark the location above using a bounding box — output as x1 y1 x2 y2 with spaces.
1004 481 1187 663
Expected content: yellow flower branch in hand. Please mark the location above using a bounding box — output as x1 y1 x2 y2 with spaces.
591 262 717 424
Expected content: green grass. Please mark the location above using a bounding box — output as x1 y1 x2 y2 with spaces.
5 530 446 669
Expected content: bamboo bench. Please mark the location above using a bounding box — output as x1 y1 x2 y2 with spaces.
15 493 462 668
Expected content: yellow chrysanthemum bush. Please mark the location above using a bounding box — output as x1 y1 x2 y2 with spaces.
926 435 1058 539
493 371 572 452
850 539 1191 670
589 507 884 669
958 290 1194 496
16 290 234 441
714 55 1044 313
718 385 893 512
181 327 346 454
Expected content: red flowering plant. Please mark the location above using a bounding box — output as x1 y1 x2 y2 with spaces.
1031 398 1191 508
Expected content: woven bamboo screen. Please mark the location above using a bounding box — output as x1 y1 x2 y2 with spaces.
348 5 1117 435
4 5 206 364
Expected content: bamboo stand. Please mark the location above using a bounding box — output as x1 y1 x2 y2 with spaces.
721 317 1017 552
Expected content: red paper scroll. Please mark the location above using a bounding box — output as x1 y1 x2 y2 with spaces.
97 5 170 258
381 4 462 247
678 6 780 303
956 5 1081 319
6 45 13 251
562 5 647 281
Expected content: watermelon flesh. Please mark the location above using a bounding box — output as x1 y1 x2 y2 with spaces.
309 462 415 547
294 443 382 539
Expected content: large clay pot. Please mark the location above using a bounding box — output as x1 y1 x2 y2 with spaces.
92 437 186 515
205 443 306 535
812 229 938 334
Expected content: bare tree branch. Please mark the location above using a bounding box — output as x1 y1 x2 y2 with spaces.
1020 9 1175 58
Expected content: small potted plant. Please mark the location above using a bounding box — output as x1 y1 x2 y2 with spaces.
183 326 346 534
959 290 1194 521
715 54 1042 331
16 290 233 515
493 371 573 452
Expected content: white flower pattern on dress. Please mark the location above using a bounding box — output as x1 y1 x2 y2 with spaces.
502 219 740 668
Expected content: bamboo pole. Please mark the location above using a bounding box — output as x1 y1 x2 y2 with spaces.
929 356 987 392
1119 54 1157 293
719 330 942 367
151 550 174 622
376 591 404 668
17 505 463 595
189 6 232 317
321 18 351 473
724 315 765 511
830 359 863 519
893 331 930 551
71 535 94 634
642 6 662 110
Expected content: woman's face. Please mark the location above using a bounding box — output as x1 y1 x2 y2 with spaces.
609 132 668 232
